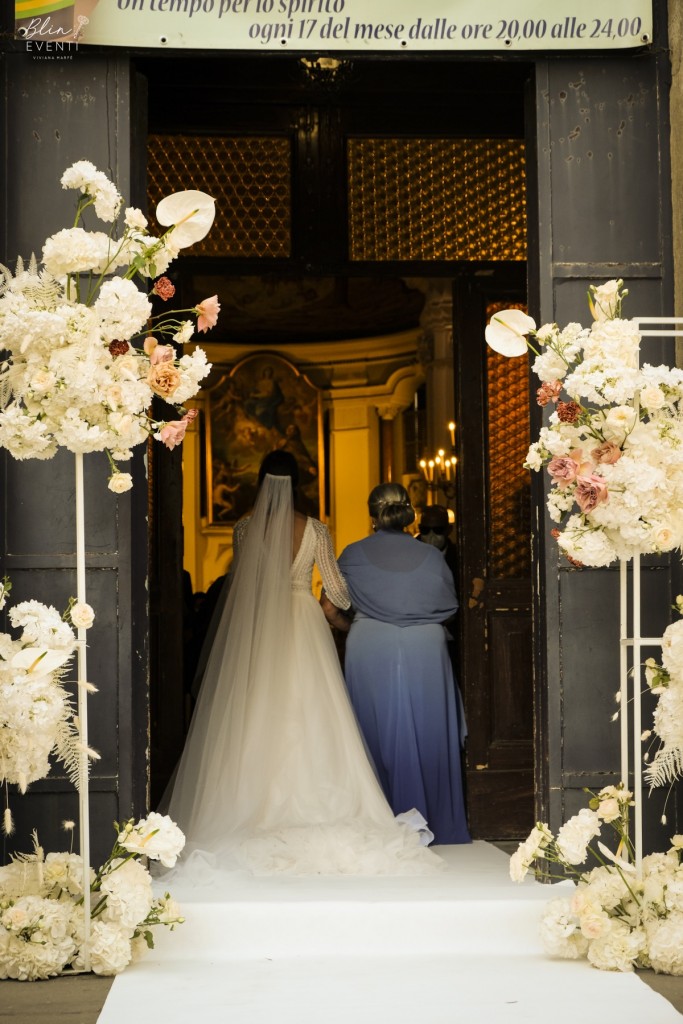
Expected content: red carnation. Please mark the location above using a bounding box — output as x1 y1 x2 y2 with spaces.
556 400 581 423
153 277 176 301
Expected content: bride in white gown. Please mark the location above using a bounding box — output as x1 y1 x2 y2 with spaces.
165 450 441 878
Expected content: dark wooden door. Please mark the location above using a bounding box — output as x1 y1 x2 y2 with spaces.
454 269 534 840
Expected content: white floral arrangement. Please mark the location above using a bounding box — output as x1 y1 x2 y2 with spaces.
0 160 220 492
0 813 185 979
485 280 683 567
512 786 683 974
0 577 97 809
641 595 683 789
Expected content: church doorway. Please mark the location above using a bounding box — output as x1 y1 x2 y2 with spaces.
139 53 535 839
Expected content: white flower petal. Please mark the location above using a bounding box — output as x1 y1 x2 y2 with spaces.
11 647 72 675
485 309 535 357
155 190 215 247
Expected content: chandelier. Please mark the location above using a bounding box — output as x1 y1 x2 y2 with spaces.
419 422 457 502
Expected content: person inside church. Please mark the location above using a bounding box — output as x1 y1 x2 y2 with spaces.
416 503 458 581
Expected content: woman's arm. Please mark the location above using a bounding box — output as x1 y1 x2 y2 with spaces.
312 520 351 610
320 589 352 632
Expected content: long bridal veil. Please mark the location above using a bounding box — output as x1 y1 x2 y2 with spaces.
166 473 296 850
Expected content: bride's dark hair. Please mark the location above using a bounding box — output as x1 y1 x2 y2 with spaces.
258 449 299 489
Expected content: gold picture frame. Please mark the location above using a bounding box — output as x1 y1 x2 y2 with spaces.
204 352 323 526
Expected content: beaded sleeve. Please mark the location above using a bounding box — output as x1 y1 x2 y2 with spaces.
311 519 351 610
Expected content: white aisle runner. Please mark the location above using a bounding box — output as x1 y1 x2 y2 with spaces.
97 842 681 1024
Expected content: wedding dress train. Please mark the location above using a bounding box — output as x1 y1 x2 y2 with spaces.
163 474 441 880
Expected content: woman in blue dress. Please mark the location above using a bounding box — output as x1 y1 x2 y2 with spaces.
333 483 470 845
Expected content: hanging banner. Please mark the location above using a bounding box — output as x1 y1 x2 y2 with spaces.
15 0 653 53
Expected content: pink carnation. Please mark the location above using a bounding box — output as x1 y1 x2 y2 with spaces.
158 409 198 450
536 380 563 407
195 295 220 333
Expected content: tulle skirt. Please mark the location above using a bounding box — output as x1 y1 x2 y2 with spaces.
163 592 442 880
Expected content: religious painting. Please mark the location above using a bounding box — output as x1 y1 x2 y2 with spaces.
204 353 323 525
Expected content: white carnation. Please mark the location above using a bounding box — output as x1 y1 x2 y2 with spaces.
556 808 601 866
124 207 148 230
173 320 194 345
533 348 568 382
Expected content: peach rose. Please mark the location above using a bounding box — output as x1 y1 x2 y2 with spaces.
591 442 622 465
147 363 181 399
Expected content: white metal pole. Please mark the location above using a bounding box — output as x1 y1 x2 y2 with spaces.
632 552 643 875
619 559 629 790
75 453 91 971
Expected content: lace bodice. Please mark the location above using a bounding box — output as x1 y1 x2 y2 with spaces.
234 516 350 610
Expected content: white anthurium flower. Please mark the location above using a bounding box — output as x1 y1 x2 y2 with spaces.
11 647 73 676
484 309 536 357
597 841 637 873
155 190 216 248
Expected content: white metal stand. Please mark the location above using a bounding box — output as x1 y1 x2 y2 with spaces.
75 453 91 972
618 317 683 875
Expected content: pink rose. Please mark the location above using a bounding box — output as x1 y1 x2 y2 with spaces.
575 474 609 514
548 455 580 488
195 295 220 333
591 442 621 465
149 343 175 365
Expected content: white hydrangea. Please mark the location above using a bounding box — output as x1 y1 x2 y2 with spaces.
645 914 683 975
556 517 618 567
539 897 589 959
72 919 133 976
100 858 154 931
42 228 113 277
93 279 152 343
586 918 645 972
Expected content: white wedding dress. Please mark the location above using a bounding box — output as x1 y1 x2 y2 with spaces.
164 474 441 879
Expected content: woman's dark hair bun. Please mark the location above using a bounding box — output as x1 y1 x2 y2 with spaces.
258 449 299 488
